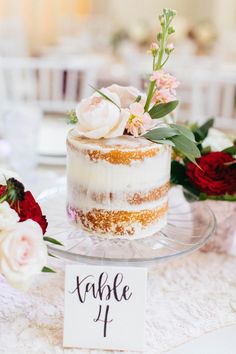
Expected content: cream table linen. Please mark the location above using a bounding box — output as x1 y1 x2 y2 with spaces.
0 252 236 354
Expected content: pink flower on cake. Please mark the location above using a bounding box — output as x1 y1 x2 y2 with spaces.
0 202 19 235
75 89 130 139
150 70 179 94
106 84 146 108
152 88 176 104
126 102 154 137
0 219 47 290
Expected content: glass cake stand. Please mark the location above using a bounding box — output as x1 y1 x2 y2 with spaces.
38 186 216 267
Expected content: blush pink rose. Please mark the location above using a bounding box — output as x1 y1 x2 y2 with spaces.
75 89 129 139
0 219 47 290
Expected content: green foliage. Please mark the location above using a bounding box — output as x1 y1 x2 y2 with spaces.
144 127 178 140
148 100 179 119
199 193 236 202
170 123 195 142
192 118 214 142
42 266 56 273
43 236 63 246
144 123 201 163
67 110 78 124
222 145 236 156
170 161 199 196
171 135 201 163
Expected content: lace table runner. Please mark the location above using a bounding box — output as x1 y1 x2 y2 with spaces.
1 252 236 354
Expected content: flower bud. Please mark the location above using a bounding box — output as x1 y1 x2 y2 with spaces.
159 15 165 26
165 43 174 54
168 26 175 35
149 42 159 56
157 32 162 42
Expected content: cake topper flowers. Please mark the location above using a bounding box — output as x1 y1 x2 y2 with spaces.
69 8 200 163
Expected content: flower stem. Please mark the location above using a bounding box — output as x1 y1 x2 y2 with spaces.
144 11 174 112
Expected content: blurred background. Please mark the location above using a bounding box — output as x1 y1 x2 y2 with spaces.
0 0 235 177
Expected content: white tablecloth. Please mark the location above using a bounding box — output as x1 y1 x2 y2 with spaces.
1 252 236 354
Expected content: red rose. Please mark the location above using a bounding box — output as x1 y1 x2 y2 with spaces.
187 152 236 196
0 186 48 234
16 191 48 234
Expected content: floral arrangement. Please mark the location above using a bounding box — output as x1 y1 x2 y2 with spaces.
0 170 60 290
69 8 200 163
171 119 236 200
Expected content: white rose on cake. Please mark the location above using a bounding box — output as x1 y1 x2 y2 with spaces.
0 219 48 290
75 88 130 139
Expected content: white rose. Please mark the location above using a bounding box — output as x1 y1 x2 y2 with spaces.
75 89 130 139
107 84 146 108
0 202 19 235
202 128 233 152
0 219 48 290
0 168 21 185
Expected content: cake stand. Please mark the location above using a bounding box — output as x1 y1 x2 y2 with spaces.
38 186 216 267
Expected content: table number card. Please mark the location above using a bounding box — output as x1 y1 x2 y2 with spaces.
63 264 147 351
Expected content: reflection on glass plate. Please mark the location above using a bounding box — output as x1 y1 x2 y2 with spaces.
38 186 216 266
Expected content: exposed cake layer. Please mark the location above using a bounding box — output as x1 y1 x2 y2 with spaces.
67 203 168 239
67 182 170 211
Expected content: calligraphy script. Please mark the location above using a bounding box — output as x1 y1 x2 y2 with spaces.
69 272 133 337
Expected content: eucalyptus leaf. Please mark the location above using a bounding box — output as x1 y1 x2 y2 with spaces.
170 123 196 142
42 266 56 273
44 236 63 246
150 139 175 146
171 135 201 163
143 127 178 140
222 145 236 155
148 100 179 119
89 85 121 111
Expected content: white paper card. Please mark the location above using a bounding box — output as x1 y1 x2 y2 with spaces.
63 264 147 351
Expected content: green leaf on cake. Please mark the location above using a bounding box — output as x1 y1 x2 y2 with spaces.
149 139 175 146
144 127 178 140
148 100 179 119
89 85 121 111
170 123 196 142
222 145 236 155
170 135 201 163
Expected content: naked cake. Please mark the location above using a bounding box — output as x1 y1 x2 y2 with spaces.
67 129 171 238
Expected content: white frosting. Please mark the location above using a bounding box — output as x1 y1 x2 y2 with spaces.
68 129 158 150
